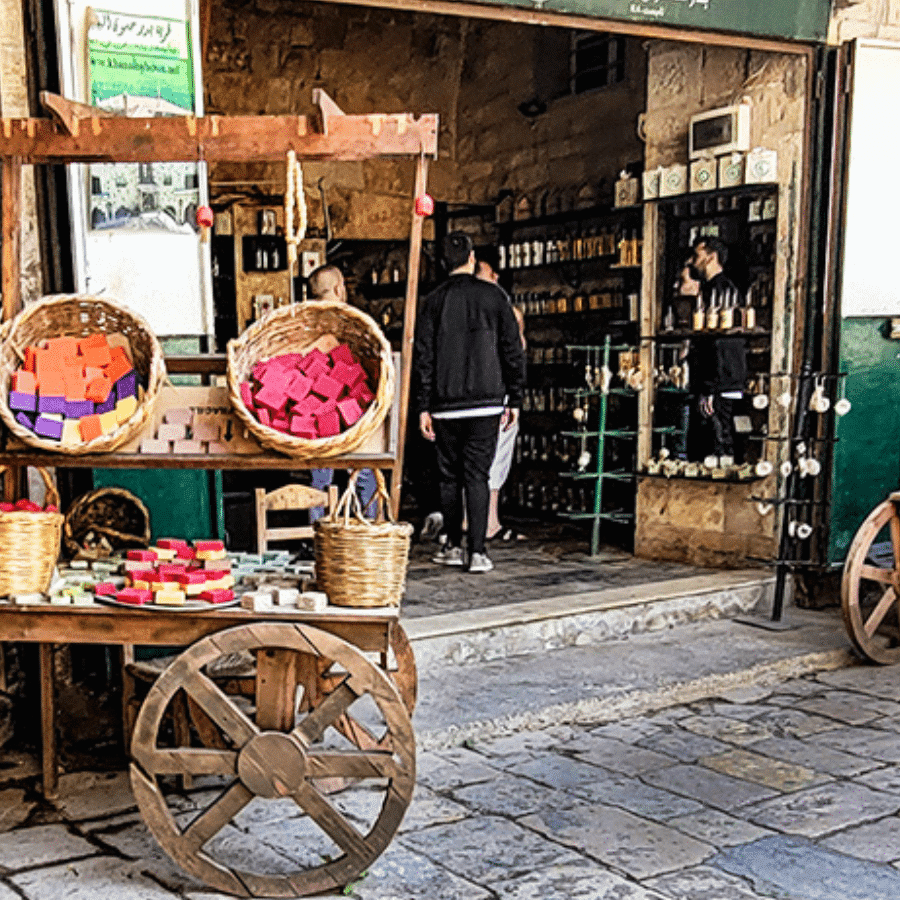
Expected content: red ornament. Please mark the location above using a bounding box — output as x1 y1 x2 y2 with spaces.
414 194 435 217
196 205 214 228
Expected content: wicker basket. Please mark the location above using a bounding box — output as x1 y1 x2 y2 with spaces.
64 487 151 560
314 470 412 608
227 301 394 459
0 467 63 596
0 294 166 454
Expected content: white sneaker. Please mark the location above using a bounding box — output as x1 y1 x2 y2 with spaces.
421 512 444 540
468 552 494 574
432 546 465 566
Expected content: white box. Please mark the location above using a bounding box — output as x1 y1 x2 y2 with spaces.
718 153 745 188
745 148 778 184
659 164 688 198
690 157 717 192
642 167 662 200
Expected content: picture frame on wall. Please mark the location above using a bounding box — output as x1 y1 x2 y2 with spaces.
258 209 277 235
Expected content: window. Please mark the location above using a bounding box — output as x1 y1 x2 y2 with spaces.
571 33 626 94
184 173 199 190
138 163 155 185
91 176 102 195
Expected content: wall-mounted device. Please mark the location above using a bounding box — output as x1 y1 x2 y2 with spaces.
689 103 750 159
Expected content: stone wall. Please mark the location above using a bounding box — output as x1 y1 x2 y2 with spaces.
205 1 646 239
829 0 900 42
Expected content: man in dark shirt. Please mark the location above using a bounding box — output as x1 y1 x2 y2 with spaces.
413 232 525 573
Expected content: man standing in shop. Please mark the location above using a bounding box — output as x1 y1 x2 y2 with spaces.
690 237 747 464
414 232 525 573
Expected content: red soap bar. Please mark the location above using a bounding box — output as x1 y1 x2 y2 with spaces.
44 504 58 513
194 539 224 552
93 582 117 596
175 571 206 586
157 563 187 577
46 336 79 358
0 503 13 512
129 569 157 584
23 347 36 373
316 409 341 437
127 549 158 562
331 343 355 366
12 370 36 394
78 415 103 442
318 398 337 416
14 499 42 512
286 372 314 403
105 349 133 385
85 375 112 403
331 361 366 390
176 545 197 561
312 373 343 402
240 381 255 409
199 588 234 604
157 538 189 549
337 397 363 427
290 414 316 436
116 588 153 605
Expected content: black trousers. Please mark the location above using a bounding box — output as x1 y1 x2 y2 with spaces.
433 414 501 555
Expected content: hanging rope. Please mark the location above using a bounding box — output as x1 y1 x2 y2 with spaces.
285 149 307 274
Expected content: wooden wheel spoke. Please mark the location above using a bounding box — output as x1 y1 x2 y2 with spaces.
860 564 895 584
306 750 399 781
142 748 237 777
292 682 357 747
185 673 259 747
181 781 253 852
333 713 388 752
292 782 368 859
864 587 900 638
890 510 900 571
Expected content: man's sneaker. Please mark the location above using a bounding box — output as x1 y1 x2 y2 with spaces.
468 552 494 574
432 545 465 566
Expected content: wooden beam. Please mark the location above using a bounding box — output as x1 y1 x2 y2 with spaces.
1 156 22 320
0 109 439 164
39 91 113 135
39 644 58 799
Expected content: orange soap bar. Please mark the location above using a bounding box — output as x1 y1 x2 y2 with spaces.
12 370 36 394
79 333 108 351
78 415 102 441
86 375 112 403
45 337 79 362
64 371 87 401
38 371 65 396
23 347 36 373
81 345 112 368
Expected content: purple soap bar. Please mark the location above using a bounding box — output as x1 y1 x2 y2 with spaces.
34 415 64 440
65 399 94 418
116 371 137 400
14 411 34 431
95 393 116 415
9 391 37 412
38 394 66 415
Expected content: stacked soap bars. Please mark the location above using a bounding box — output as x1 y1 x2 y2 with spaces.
240 344 375 439
8 333 139 444
94 539 235 606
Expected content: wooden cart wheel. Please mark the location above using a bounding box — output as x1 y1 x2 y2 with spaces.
130 623 415 898
842 496 900 664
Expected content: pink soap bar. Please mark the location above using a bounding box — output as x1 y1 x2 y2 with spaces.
94 582 117 596
290 414 316 436
157 538 189 549
257 407 271 427
251 361 269 382
127 549 158 562
175 571 206 586
331 343 355 366
292 395 321 417
176 545 197 561
116 588 153 605
271 416 290 433
337 397 363 427
350 383 375 407
312 373 342 401
254 380 288 413
129 569 157 585
316 409 341 437
163 408 193 426
240 381 255 409
286 372 314 403
199 588 235 604
301 348 328 369
302 358 331 382
157 563 187 577
329 361 356 387
194 539 224 552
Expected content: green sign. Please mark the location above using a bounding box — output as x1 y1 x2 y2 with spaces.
471 0 832 43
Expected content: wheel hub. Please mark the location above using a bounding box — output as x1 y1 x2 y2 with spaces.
238 731 307 798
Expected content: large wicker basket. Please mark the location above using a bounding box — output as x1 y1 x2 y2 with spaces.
0 294 166 455
0 467 63 596
314 470 412 608
227 301 394 459
64 487 151 560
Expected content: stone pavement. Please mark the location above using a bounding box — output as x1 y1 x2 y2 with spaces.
2 652 900 899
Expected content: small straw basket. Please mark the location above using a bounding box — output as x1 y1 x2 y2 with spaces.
314 470 413 608
0 467 63 596
64 487 151 560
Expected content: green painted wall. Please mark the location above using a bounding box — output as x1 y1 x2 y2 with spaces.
828 317 900 564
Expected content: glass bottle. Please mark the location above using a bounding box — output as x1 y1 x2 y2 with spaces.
706 289 720 330
692 295 705 331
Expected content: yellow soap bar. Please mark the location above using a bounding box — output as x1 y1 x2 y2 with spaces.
152 547 177 561
150 581 167 592
218 574 235 589
185 582 206 596
154 589 186 606
61 420 82 446
196 548 227 561
98 410 118 434
115 395 138 424
131 579 150 590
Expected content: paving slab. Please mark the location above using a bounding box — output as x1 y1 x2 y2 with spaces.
750 734 880 778
53 771 136 821
0 824 98 871
712 834 900 900
816 665 900 701
635 727 733 763
489 860 668 899
645 864 778 900
677 713 773 746
570 769 705 821
699 748 828 793
642 763 781 812
665 808 774 848
794 690 900 725
416 748 502 791
0 788 34 833
809 725 900 763
568 734 678 775
520 800 714 879
821 816 900 863
449 773 569 819
746 706 842 739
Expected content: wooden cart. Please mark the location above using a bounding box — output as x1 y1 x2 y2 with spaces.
0 94 436 895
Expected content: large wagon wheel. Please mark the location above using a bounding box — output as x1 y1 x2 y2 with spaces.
842 495 900 664
130 623 415 898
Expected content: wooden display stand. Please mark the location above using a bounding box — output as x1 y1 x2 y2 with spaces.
0 91 436 897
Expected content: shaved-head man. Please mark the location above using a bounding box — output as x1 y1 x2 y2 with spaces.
308 265 347 303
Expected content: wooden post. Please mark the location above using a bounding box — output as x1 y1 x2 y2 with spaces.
1 156 22 321
39 643 58 799
391 154 429 517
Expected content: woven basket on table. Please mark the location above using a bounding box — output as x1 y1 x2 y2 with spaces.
64 487 151 560
0 467 63 596
227 301 395 459
0 294 166 454
314 470 413 608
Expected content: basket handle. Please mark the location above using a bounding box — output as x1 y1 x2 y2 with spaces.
330 469 394 527
0 466 60 508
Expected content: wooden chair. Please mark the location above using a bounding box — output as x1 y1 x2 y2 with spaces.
255 482 338 554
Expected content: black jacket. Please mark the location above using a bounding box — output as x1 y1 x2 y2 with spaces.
413 273 525 415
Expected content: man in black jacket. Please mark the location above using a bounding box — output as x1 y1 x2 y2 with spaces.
414 232 525 573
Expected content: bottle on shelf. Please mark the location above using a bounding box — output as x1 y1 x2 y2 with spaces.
498 245 507 270
744 285 757 330
706 289 720 330
692 294 705 331
719 288 734 330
